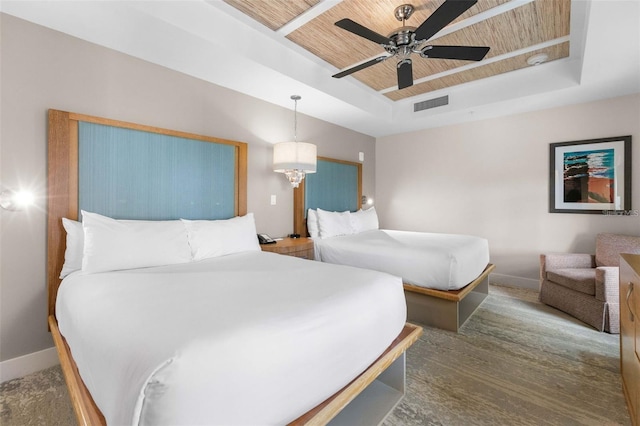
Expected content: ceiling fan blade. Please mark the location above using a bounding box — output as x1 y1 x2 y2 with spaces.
397 59 413 90
422 45 490 61
335 18 391 45
332 56 388 79
414 0 477 42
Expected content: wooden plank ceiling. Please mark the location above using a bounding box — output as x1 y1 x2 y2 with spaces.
222 0 571 101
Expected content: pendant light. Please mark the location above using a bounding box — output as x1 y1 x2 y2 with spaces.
273 95 317 188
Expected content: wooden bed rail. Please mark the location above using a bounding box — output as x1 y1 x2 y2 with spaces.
49 315 105 426
289 323 422 425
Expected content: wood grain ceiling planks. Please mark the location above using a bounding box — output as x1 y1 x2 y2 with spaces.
221 0 571 101
385 41 570 100
286 0 510 69
222 0 319 30
348 0 570 91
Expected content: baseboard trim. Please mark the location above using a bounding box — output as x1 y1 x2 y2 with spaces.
0 346 59 384
490 273 539 291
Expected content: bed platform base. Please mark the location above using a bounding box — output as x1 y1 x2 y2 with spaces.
403 263 495 332
49 315 422 426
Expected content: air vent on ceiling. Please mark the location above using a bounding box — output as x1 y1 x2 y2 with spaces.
414 95 449 112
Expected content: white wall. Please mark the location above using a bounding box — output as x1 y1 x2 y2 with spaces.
0 14 375 366
376 94 640 287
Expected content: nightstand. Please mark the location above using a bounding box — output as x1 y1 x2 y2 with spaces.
261 237 314 260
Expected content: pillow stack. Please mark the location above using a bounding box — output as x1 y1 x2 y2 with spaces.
60 211 261 277
307 207 378 239
181 215 261 261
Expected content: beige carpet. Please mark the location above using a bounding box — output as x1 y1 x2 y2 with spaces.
385 285 629 426
0 362 74 425
0 285 630 425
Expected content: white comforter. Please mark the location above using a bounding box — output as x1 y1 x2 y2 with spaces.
314 230 490 291
56 251 406 425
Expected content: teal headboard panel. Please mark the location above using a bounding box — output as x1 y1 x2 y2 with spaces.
304 159 359 214
48 109 247 318
294 157 362 235
79 122 236 220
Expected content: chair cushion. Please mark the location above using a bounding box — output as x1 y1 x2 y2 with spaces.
596 233 640 267
546 268 596 295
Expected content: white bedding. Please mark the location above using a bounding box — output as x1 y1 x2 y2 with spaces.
56 251 406 425
314 229 490 291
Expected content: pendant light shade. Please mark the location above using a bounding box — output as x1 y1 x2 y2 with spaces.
273 95 317 188
273 142 317 172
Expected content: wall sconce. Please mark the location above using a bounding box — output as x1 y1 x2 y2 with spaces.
0 189 35 211
361 195 374 206
273 95 317 188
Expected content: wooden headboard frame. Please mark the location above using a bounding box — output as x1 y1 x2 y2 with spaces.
47 109 248 319
293 156 362 237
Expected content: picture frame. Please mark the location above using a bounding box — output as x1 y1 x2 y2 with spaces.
549 135 632 214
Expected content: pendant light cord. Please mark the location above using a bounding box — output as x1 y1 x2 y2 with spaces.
291 94 301 143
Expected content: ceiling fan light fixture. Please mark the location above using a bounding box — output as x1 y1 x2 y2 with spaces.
527 53 549 66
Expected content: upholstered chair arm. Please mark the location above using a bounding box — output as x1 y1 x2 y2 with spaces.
540 253 595 276
595 266 619 302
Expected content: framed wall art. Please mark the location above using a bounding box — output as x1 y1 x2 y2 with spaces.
549 135 632 214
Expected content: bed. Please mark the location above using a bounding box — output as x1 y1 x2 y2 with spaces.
293 157 494 332
312 228 490 291
47 110 422 425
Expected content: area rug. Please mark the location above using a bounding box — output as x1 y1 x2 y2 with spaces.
0 285 630 425
384 285 629 426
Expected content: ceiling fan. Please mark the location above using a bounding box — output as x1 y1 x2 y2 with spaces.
332 0 490 90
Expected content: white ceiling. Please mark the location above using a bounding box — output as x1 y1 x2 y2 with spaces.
1 0 639 137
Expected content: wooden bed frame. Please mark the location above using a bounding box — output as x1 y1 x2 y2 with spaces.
47 109 422 425
50 315 422 426
293 157 494 332
403 264 495 332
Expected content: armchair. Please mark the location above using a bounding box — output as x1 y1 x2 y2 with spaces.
539 233 640 333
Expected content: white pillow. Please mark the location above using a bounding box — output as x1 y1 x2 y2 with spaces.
182 213 260 261
316 208 354 239
60 218 84 278
307 209 319 238
351 207 379 233
81 211 192 273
